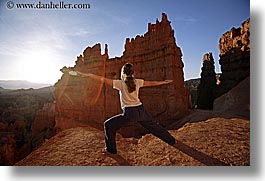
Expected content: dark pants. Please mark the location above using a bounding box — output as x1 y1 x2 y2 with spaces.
104 104 175 154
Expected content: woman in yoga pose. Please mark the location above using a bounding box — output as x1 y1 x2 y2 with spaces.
77 63 175 154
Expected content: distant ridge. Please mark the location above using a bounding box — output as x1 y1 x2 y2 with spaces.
0 80 52 90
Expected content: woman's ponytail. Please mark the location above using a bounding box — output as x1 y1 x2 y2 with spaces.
122 63 136 93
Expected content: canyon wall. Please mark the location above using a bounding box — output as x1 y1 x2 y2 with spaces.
54 13 190 137
0 87 55 165
196 18 250 110
216 18 250 97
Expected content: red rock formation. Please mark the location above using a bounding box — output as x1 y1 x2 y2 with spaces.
55 43 108 131
0 87 56 165
216 18 250 97
197 52 217 109
0 133 16 165
0 114 28 165
31 102 56 149
54 13 190 137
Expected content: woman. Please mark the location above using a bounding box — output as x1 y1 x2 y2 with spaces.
77 63 175 154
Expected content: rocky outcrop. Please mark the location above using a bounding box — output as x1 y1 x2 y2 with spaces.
16 117 250 166
197 52 217 109
55 44 108 132
54 13 190 137
216 18 250 97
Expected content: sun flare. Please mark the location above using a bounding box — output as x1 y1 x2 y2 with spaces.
16 49 62 84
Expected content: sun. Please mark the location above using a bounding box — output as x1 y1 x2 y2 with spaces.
16 49 62 84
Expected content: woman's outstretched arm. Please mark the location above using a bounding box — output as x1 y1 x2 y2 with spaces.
143 80 173 87
76 71 113 86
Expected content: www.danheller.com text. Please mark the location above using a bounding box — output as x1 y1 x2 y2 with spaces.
8 1 91 10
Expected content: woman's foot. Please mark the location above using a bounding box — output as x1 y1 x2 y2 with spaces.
103 147 117 154
168 138 176 145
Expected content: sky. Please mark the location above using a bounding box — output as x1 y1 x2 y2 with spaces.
0 0 250 84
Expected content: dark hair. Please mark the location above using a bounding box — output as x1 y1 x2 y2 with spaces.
122 63 136 93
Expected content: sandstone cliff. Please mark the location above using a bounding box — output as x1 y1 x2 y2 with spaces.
54 13 190 137
216 18 250 97
195 18 250 109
